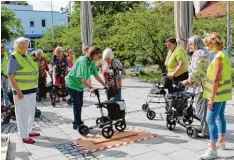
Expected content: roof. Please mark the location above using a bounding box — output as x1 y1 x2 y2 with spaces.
196 1 234 18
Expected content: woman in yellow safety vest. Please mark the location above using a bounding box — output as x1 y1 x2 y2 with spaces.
7 37 40 144
201 33 232 160
1 44 11 108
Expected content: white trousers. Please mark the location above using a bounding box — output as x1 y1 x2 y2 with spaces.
13 93 36 138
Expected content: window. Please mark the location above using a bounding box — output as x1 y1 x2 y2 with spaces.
30 20 34 27
42 19 46 27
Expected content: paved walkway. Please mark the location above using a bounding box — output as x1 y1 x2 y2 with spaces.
2 77 234 160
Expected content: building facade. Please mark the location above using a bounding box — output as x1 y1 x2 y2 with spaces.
3 4 68 51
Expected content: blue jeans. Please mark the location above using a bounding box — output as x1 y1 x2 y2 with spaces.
67 87 83 125
206 101 227 142
107 88 122 101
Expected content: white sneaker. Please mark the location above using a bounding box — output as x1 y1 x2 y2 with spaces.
216 142 225 150
200 148 218 160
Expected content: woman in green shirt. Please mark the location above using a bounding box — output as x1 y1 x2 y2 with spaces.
164 38 189 93
66 46 106 129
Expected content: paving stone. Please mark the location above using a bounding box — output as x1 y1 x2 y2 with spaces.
133 150 172 160
167 149 201 160
39 154 68 160
30 146 62 160
149 141 184 155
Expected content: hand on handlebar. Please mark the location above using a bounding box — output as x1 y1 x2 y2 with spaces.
167 73 174 80
89 88 95 93
104 85 110 90
181 80 187 86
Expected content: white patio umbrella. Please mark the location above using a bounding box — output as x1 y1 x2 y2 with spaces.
80 1 93 49
174 1 194 49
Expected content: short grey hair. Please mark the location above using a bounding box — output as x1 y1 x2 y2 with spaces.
188 35 205 50
36 49 43 55
14 37 30 50
102 48 114 60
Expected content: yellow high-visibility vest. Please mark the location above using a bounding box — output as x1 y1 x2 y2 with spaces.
1 52 9 76
11 52 39 90
203 51 232 102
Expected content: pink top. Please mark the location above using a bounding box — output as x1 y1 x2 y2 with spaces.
68 58 73 69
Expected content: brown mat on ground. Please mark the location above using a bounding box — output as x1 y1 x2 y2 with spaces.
76 127 158 153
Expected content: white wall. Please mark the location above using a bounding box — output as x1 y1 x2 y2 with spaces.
15 10 68 35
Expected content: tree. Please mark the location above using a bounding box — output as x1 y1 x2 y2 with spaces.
36 26 82 55
193 13 234 51
93 3 174 70
71 1 146 27
1 6 24 42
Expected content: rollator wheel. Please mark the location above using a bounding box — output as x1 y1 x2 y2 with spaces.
165 104 169 111
78 124 89 136
96 118 102 125
36 95 41 102
102 126 114 139
142 104 148 112
147 110 156 120
35 109 41 118
183 116 193 125
166 120 176 131
51 101 56 107
11 115 16 121
67 99 72 106
115 120 126 132
3 114 11 124
187 126 198 138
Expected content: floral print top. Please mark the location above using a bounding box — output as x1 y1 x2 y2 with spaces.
188 48 213 92
52 55 68 78
98 58 126 88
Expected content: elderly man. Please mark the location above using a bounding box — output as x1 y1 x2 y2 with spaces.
1 43 11 108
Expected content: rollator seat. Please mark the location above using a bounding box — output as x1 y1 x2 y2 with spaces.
168 91 195 100
149 88 167 95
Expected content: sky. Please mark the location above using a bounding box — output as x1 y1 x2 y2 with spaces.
27 0 70 12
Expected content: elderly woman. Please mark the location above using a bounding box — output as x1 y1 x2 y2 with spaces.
1 43 11 108
66 46 106 129
98 48 125 101
165 38 189 93
7 37 40 144
35 49 49 98
52 46 68 103
200 33 232 160
181 35 213 138
67 49 76 69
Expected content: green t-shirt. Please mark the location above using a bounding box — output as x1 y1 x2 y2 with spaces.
66 56 99 91
165 46 188 76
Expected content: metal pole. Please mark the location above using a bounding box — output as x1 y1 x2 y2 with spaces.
51 1 54 45
227 1 230 53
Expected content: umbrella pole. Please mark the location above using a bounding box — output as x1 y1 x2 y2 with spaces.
227 1 231 54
